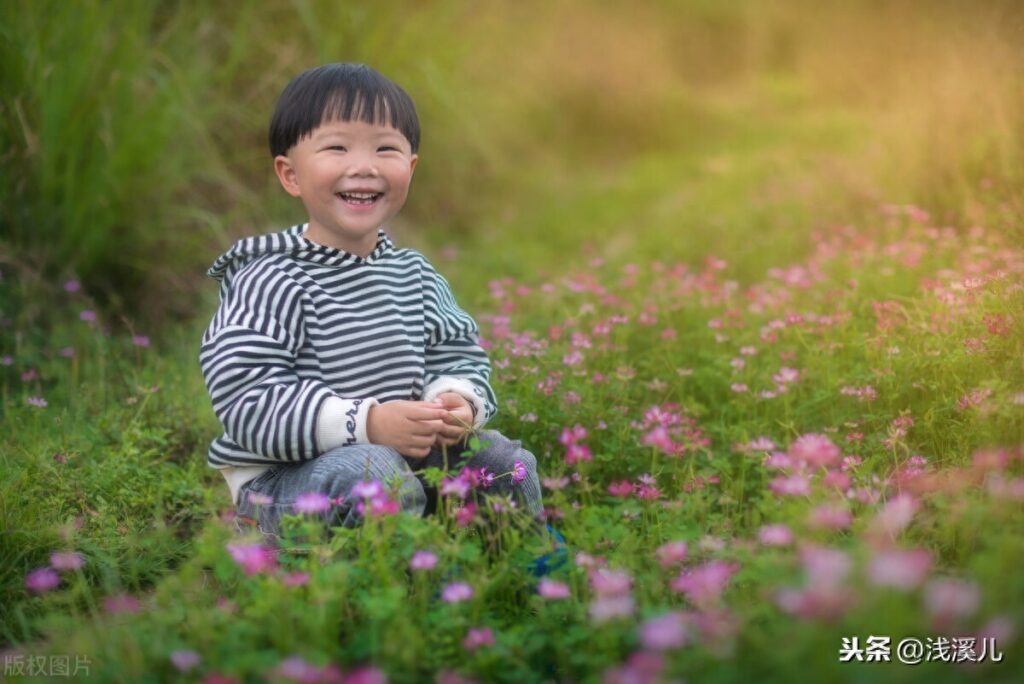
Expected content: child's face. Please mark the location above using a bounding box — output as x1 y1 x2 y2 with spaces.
274 117 418 256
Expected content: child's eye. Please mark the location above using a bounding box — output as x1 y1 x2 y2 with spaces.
378 146 398 152
328 146 346 151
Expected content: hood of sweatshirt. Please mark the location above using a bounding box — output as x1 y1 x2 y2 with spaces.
207 224 395 282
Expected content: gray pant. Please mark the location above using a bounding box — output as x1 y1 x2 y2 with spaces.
235 429 543 539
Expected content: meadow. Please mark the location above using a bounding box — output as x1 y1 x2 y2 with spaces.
1 1 1023 682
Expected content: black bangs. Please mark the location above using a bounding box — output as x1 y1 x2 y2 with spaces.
268 63 420 157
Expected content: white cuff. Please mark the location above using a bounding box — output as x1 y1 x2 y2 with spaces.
317 396 379 452
423 376 488 428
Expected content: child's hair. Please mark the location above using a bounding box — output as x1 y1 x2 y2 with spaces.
268 63 420 157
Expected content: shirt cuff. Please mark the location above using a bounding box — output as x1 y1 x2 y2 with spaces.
423 376 488 429
317 397 380 452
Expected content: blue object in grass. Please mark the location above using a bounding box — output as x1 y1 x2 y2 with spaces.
526 524 568 577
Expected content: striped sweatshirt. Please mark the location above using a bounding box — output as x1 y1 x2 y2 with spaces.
200 224 497 505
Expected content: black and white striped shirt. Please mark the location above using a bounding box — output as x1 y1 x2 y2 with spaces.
200 224 497 504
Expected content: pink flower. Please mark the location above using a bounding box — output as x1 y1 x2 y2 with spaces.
437 671 479 684
730 383 748 393
293 492 332 514
654 540 688 568
769 473 811 497
641 426 675 453
64 279 81 292
537 578 571 600
808 504 852 531
512 461 527 485
608 480 634 497
565 443 592 465
49 551 85 571
282 572 310 587
542 476 569 491
170 650 201 672
132 335 150 347
869 493 919 539
867 549 932 590
79 309 97 322
789 434 841 468
589 568 632 597
226 543 278 576
773 367 800 384
559 424 588 446
440 475 470 499
747 437 776 452
351 480 384 500
639 611 689 650
343 666 386 684
441 582 474 603
924 578 980 623
462 627 495 651
671 561 739 607
25 397 48 408
588 595 635 623
801 546 851 588
25 567 60 593
454 502 477 527
821 470 851 490
757 525 793 547
103 593 142 615
409 550 438 571
246 491 273 506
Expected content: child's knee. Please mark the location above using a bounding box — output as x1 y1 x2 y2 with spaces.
314 446 426 515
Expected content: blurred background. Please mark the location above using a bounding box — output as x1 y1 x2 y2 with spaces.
2 0 1022 326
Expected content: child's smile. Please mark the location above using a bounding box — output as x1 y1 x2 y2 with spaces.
274 118 418 257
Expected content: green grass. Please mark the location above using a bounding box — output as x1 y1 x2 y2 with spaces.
2 1 1024 682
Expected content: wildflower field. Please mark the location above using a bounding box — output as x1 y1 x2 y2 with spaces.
1 1 1023 682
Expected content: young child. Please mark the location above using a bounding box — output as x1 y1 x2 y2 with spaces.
199 63 555 552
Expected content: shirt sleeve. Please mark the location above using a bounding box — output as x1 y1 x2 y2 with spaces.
421 261 498 427
200 261 376 463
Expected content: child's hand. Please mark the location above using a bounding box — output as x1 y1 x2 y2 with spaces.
431 392 475 448
366 400 448 458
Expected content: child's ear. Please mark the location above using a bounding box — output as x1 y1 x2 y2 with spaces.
274 154 302 197
409 154 418 175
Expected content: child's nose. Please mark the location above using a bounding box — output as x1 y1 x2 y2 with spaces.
345 152 378 176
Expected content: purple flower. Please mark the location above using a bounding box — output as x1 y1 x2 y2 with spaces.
21 368 38 382
169 649 201 672
64 280 81 293
293 492 332 514
25 397 48 408
441 581 474 603
79 310 97 322
25 567 60 593
49 551 85 571
131 335 150 348
60 347 75 358
512 460 527 485
0 355 12 366
409 551 438 571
